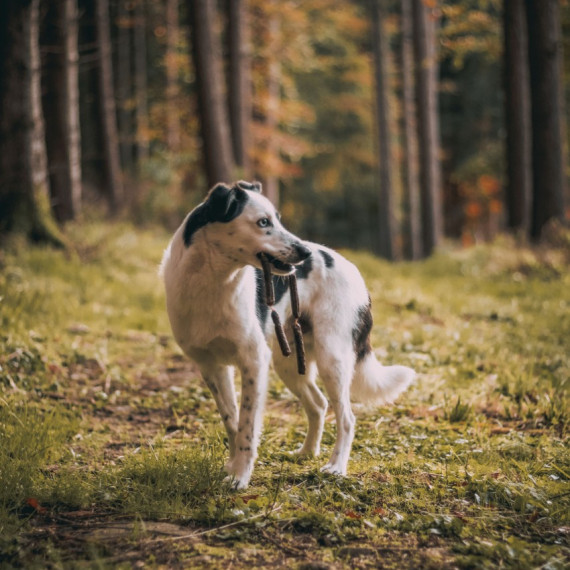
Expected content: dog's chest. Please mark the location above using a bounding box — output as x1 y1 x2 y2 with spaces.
170 270 259 355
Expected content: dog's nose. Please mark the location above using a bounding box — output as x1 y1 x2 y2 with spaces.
294 243 312 261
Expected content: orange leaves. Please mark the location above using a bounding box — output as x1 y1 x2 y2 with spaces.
26 498 47 514
240 494 260 504
372 506 388 517
479 174 500 197
459 173 504 243
462 175 502 222
489 199 502 215
440 2 503 67
465 201 483 220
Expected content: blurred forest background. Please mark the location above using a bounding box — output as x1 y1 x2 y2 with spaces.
0 0 568 258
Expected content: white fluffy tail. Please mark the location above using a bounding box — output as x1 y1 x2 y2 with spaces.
351 353 415 406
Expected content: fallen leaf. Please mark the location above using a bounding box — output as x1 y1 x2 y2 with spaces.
345 510 361 519
26 498 47 513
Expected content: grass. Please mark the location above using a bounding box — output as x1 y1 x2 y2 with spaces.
0 223 569 568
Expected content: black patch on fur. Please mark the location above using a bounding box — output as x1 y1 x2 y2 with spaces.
286 312 312 335
353 299 373 362
255 269 290 326
319 249 334 268
295 256 313 279
183 183 250 246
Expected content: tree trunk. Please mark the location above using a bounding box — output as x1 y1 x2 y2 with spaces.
371 1 397 260
412 0 442 257
525 0 566 240
263 4 281 206
117 0 134 173
165 0 180 153
42 0 82 223
0 0 64 245
95 0 124 209
504 0 531 233
134 0 149 165
189 0 236 186
400 0 422 260
227 0 252 177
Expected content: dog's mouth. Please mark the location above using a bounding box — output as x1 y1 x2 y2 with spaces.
256 252 295 275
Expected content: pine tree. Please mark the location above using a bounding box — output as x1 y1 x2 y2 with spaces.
95 0 124 209
42 0 82 223
371 0 397 260
189 0 236 186
400 0 422 259
504 0 531 232
227 0 252 177
0 0 64 244
413 0 442 256
526 0 566 239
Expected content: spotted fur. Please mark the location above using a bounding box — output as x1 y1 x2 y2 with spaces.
161 181 415 489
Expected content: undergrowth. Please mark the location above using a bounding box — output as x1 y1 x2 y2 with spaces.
0 224 568 568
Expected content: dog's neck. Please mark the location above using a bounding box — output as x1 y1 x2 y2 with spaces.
185 229 249 287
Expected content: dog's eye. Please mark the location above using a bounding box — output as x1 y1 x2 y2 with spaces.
257 218 271 228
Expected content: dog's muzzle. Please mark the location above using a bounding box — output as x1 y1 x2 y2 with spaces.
293 243 312 262
257 244 311 274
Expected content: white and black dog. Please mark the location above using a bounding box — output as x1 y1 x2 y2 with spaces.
161 181 415 489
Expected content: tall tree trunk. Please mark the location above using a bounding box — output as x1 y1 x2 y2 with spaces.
227 0 252 177
526 0 566 240
504 0 531 233
42 0 82 223
263 4 281 206
117 0 134 173
371 1 397 260
165 0 180 153
412 0 442 257
95 0 124 209
0 0 64 245
400 0 422 260
134 0 149 165
189 0 236 186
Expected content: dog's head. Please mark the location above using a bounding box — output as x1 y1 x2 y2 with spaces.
183 181 311 275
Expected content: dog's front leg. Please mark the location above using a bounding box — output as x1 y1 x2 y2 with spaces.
200 364 239 460
225 343 271 489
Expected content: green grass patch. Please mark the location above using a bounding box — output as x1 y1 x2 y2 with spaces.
0 224 568 568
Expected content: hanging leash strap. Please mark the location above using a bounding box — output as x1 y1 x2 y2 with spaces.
288 273 306 375
259 253 306 375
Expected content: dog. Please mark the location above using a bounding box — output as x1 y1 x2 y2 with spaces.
160 181 415 489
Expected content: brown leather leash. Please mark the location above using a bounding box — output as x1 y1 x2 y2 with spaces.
259 253 306 375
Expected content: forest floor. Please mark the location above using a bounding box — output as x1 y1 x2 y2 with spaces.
0 223 569 569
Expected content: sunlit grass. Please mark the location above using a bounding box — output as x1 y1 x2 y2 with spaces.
0 223 568 567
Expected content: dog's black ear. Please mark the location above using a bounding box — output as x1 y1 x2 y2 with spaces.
236 180 262 193
183 183 249 247
207 183 233 218
208 182 248 222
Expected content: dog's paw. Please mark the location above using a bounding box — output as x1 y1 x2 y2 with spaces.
320 462 346 476
223 474 250 490
288 445 320 459
224 459 252 490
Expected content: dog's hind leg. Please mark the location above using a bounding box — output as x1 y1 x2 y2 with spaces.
315 342 356 475
201 365 239 460
274 350 327 457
